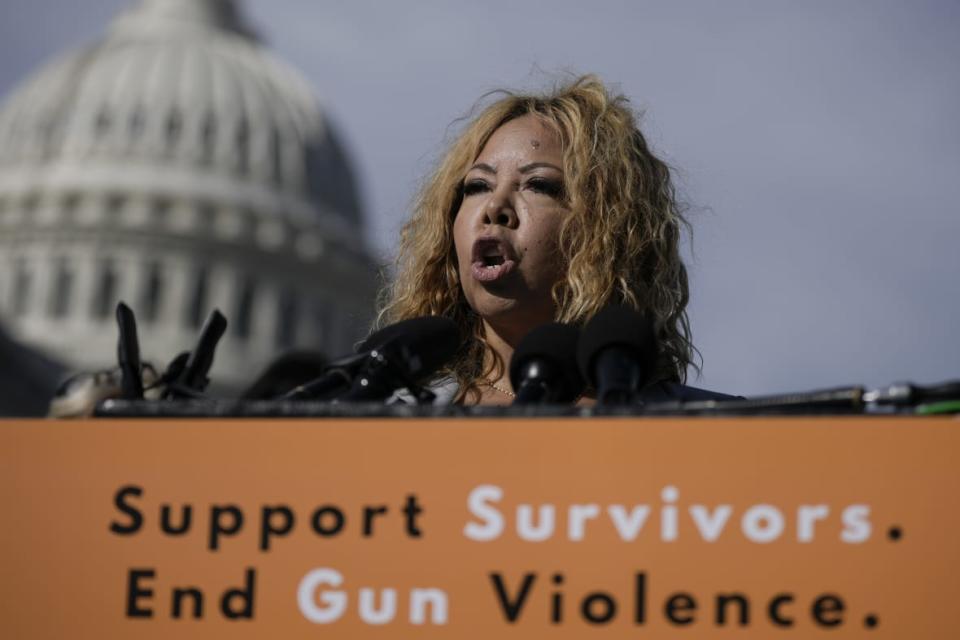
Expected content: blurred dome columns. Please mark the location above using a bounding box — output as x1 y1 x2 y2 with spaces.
0 0 377 390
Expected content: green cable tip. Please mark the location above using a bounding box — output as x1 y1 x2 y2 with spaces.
916 400 960 415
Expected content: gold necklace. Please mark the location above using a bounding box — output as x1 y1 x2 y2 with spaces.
488 380 515 398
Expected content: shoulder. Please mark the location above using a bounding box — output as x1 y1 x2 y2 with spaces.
387 376 459 405
426 377 459 404
639 381 744 402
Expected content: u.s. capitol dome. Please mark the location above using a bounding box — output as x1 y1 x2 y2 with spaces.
0 0 377 390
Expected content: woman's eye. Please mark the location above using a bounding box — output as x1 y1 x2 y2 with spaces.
462 180 490 196
527 177 565 199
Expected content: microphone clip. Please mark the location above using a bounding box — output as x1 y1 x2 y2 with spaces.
342 346 436 404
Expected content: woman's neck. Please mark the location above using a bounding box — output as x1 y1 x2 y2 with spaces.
480 317 536 393
473 317 594 407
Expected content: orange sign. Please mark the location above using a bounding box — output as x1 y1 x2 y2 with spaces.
1 417 959 638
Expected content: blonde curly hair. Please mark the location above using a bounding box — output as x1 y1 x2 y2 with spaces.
376 75 695 401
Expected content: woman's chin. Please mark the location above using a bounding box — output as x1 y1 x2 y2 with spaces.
466 292 555 337
468 292 520 321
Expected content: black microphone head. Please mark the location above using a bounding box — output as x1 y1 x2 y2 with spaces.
577 304 657 387
360 316 459 380
170 309 227 396
509 322 584 402
115 301 143 399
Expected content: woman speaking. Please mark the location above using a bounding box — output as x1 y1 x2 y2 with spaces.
378 75 720 405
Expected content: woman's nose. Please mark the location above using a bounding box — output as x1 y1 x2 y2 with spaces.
481 189 519 229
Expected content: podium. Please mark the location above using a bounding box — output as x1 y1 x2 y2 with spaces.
2 413 958 638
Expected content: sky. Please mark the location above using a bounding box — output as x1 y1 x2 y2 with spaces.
1 0 958 397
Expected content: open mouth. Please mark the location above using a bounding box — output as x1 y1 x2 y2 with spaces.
471 237 516 283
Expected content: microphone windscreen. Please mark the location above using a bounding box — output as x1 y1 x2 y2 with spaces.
115 301 143 399
509 322 584 401
577 304 657 386
360 316 459 379
177 309 227 390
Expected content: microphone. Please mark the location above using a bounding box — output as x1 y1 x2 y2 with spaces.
356 315 467 359
329 316 460 402
509 323 584 404
283 317 459 401
115 302 144 400
577 304 657 405
863 380 960 408
280 352 367 400
164 309 227 399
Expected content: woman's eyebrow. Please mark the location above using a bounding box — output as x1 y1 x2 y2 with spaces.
468 162 497 175
519 162 562 174
467 161 562 175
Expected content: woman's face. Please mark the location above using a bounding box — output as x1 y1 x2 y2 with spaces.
453 114 569 338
